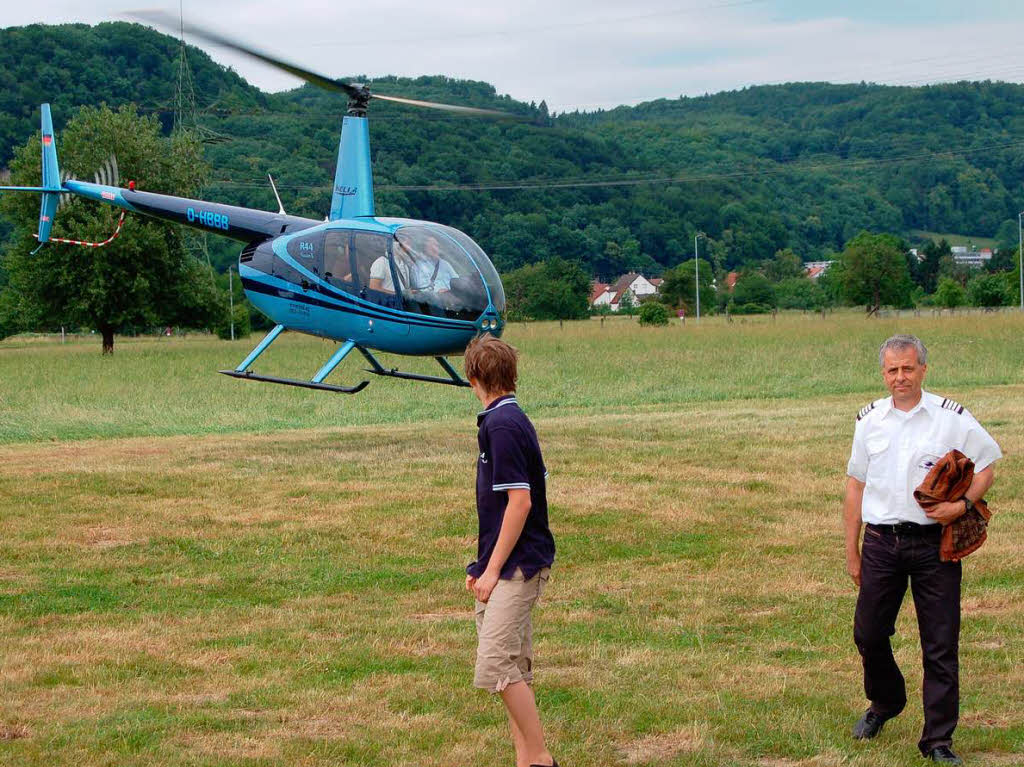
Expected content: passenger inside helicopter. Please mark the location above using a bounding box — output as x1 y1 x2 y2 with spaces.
322 230 353 285
368 253 410 293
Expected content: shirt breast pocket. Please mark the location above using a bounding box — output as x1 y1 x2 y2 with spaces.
912 442 950 486
865 436 890 481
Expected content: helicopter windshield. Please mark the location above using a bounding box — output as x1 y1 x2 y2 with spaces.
392 227 490 321
433 224 505 314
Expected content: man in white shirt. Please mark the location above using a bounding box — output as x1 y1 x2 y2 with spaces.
410 235 459 293
844 335 1001 765
368 254 409 294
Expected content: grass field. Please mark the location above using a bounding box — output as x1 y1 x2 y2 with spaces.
1 313 1022 766
908 231 1000 251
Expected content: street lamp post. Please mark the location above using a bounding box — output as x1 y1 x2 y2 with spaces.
694 232 705 322
1019 212 1023 311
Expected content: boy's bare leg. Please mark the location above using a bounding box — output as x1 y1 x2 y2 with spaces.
509 714 529 767
500 681 553 767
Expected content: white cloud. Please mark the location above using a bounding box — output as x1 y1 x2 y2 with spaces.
2 1 1023 111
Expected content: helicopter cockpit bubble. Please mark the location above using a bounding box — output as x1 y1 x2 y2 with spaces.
432 224 506 315
391 225 493 322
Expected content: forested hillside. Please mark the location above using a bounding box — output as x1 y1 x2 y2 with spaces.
2 22 1024 277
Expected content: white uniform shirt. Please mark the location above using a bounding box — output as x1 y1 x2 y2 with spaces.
368 256 410 293
410 258 459 291
847 390 1002 525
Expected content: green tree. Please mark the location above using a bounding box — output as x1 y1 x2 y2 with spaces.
966 273 1010 308
838 232 913 313
501 257 590 321
0 104 219 353
732 271 776 309
617 289 637 316
764 248 804 282
934 277 967 309
775 276 825 310
637 301 669 326
993 218 1019 255
658 258 714 313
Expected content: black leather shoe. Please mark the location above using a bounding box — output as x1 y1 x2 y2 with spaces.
926 746 963 765
852 709 889 739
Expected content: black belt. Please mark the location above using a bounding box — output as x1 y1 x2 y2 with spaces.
868 522 941 537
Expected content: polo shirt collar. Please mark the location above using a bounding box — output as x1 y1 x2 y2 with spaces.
477 394 518 425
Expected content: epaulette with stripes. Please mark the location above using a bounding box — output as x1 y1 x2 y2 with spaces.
856 402 876 421
940 397 965 415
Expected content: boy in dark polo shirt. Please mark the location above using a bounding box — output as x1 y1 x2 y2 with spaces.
463 334 557 767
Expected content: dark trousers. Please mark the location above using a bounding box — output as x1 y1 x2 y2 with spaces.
854 524 962 754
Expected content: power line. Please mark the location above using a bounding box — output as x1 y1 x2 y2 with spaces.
202 137 1024 194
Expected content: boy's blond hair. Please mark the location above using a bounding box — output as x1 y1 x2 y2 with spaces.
464 334 518 394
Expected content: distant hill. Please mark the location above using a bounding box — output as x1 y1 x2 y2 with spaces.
2 23 1023 275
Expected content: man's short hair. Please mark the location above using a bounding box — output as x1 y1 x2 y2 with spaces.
879 334 928 367
465 333 518 394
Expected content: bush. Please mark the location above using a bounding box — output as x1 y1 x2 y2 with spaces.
933 277 967 309
775 277 825 310
214 302 252 340
733 271 776 308
638 302 669 326
731 302 772 315
967 273 1010 308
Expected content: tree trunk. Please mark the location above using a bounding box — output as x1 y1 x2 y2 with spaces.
101 326 114 355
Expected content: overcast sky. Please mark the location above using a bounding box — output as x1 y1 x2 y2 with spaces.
5 1 1024 111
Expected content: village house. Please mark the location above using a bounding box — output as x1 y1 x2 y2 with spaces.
951 246 992 268
804 260 834 280
591 272 661 311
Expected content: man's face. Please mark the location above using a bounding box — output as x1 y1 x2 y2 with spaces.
881 347 927 404
425 237 440 260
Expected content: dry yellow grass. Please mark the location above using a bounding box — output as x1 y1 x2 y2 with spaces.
1 382 1021 766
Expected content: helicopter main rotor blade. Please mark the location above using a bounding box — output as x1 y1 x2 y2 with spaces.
370 93 518 119
130 10 525 119
129 10 363 100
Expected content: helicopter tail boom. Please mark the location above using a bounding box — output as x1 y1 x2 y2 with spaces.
0 105 323 247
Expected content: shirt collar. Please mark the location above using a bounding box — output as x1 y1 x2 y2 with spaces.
477 394 518 425
881 390 933 420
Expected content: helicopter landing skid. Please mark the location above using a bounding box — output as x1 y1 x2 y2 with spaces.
220 329 370 393
358 348 470 387
218 369 369 394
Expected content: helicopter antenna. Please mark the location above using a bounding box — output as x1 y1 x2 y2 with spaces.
267 174 286 215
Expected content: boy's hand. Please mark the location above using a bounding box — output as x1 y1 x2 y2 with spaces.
465 575 476 592
473 570 499 603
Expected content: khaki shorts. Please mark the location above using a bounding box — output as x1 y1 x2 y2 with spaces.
474 567 550 693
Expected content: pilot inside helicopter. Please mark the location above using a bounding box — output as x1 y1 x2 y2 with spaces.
409 235 459 292
370 234 460 302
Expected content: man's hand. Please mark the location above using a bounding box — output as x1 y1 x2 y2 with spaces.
472 570 500 603
926 500 966 526
847 551 862 587
465 574 476 592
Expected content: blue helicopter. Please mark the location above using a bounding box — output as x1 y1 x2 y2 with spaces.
0 16 513 393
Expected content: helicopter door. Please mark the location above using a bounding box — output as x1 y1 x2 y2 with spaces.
352 231 402 310
282 231 324 289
